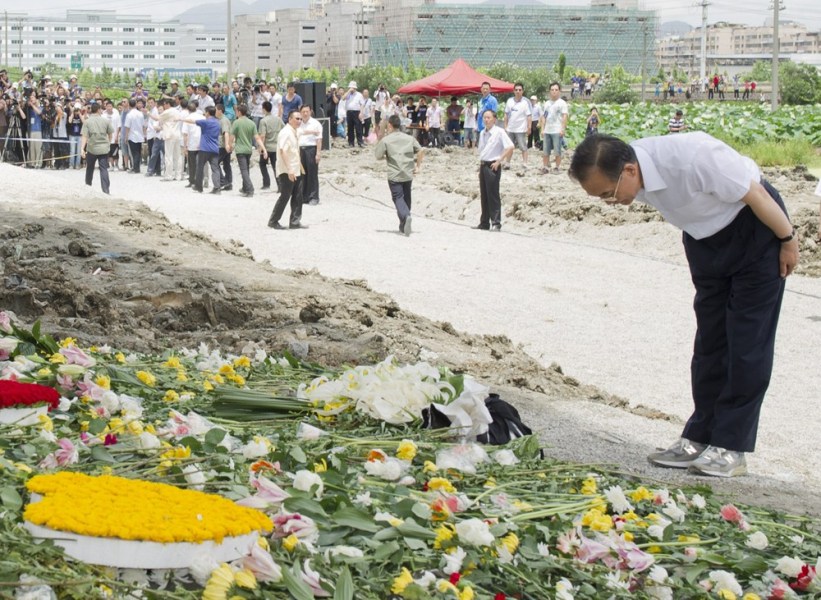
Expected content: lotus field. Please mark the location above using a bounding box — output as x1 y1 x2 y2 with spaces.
566 102 821 149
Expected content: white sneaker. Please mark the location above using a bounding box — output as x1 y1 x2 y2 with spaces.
688 445 747 478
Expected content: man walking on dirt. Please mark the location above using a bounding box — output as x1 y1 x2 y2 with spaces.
230 105 267 198
569 132 800 478
81 102 114 194
374 114 425 236
268 110 304 230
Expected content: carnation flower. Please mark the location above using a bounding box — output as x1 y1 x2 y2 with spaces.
746 531 769 550
775 556 804 578
492 449 519 466
296 422 325 440
442 546 466 575
708 570 743 597
364 457 404 480
455 518 495 547
604 486 633 515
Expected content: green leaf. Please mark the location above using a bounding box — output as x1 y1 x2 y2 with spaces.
734 555 768 574
91 446 116 463
372 540 401 559
333 566 353 600
0 486 23 511
289 446 307 464
283 564 315 600
284 497 330 521
31 320 41 341
404 537 428 550
395 518 436 540
330 507 380 532
88 418 108 435
204 428 227 446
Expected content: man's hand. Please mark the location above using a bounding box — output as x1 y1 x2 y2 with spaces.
780 238 799 278
315 153 321 163
288 173 296 182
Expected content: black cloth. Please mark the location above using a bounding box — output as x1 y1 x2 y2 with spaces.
128 141 142 172
299 146 319 203
218 147 232 186
478 161 503 228
269 174 303 227
389 180 412 228
680 179 787 452
259 152 277 189
186 150 198 184
346 110 363 146
85 152 110 194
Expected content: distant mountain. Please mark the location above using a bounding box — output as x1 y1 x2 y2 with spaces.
660 21 693 37
170 0 307 31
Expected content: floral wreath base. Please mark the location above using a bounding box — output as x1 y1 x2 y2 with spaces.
0 405 48 426
23 519 259 569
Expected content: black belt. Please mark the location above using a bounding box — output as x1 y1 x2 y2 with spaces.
481 160 497 166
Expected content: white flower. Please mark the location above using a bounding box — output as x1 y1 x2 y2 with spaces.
708 570 743 596
605 572 629 590
455 518 495 547
556 577 574 600
292 470 324 498
397 475 416 486
99 390 121 416
414 571 437 588
537 542 551 557
790 534 804 545
12 355 38 373
137 432 161 449
353 491 372 507
648 565 669 584
363 457 404 481
690 494 706 509
442 546 466 575
435 443 489 475
241 437 270 459
647 525 667 541
492 449 519 466
326 546 364 559
662 501 686 523
296 422 325 440
604 486 633 515
746 531 769 550
775 556 804 578
646 586 673 600
183 465 206 489
188 553 219 586
0 337 19 356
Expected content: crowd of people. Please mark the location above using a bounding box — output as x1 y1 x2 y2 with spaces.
655 73 760 102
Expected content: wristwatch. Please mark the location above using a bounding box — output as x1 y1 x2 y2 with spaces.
778 229 795 243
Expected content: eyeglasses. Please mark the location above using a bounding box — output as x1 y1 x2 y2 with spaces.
598 170 624 203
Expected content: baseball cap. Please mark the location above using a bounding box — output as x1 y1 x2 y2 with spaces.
530 95 537 100
170 79 178 84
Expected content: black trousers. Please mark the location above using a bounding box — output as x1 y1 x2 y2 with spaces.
128 141 142 172
259 152 277 189
219 148 232 186
346 110 363 146
269 174 303 227
195 151 220 191
389 180 412 228
187 150 199 186
85 152 110 194
300 146 319 203
363 117 372 138
681 180 787 452
478 161 502 228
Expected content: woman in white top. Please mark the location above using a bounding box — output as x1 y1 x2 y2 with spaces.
426 98 442 148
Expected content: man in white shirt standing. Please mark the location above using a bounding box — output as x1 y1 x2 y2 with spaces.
475 110 514 232
539 82 568 174
360 89 374 139
503 82 532 167
182 101 203 188
103 99 120 170
298 105 323 206
163 97 185 181
123 98 145 174
269 110 304 230
569 132 799 478
342 81 365 148
373 84 389 133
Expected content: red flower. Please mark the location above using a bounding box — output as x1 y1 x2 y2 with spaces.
789 565 817 592
449 572 461 585
0 380 60 410
104 433 118 446
494 594 507 600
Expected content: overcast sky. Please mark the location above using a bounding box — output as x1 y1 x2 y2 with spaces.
10 0 821 31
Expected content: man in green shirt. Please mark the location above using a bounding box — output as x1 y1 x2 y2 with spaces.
229 104 266 197
81 102 115 195
216 103 233 191
373 114 424 235
258 100 282 192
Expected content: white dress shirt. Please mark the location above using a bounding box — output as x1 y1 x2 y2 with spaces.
632 132 759 239
478 124 514 162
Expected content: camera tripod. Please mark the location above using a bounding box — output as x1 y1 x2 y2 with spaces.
1 113 24 165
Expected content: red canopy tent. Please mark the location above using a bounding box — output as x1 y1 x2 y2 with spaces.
397 59 515 97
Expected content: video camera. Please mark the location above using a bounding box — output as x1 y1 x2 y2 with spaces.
158 82 168 92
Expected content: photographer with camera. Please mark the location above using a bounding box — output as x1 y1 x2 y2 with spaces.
51 100 70 170
160 79 185 102
26 92 45 168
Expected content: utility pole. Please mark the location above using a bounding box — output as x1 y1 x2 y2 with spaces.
226 0 232 82
3 11 7 68
641 19 647 101
699 0 709 82
771 0 782 110
17 18 22 70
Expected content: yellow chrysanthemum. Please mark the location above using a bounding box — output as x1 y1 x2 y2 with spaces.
212 374 225 385
228 374 246 386
92 374 110 389
580 477 598 495
203 380 214 392
647 545 662 554
59 337 77 348
460 586 475 600
313 458 328 473
107 418 125 434
580 508 613 532
622 510 640 521
483 477 497 489
115 352 126 364
437 580 458 594
219 364 236 376
391 567 413 594
423 460 438 473
127 421 144 436
163 390 180 403
234 568 257 590
396 439 418 461
717 591 737 600
36 367 52 378
630 486 653 502
678 534 700 543
38 414 54 432
177 370 189 382
500 532 519 554
622 531 635 542
233 356 251 369
282 534 299 552
742 594 762 600
203 564 235 600
433 523 456 549
136 371 156 387
49 353 66 364
163 356 182 369
428 477 457 494
14 463 33 473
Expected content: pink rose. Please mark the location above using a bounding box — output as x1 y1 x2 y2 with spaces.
719 504 746 525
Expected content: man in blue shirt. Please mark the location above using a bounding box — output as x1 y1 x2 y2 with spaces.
182 106 222 193
281 82 302 119
476 82 498 136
